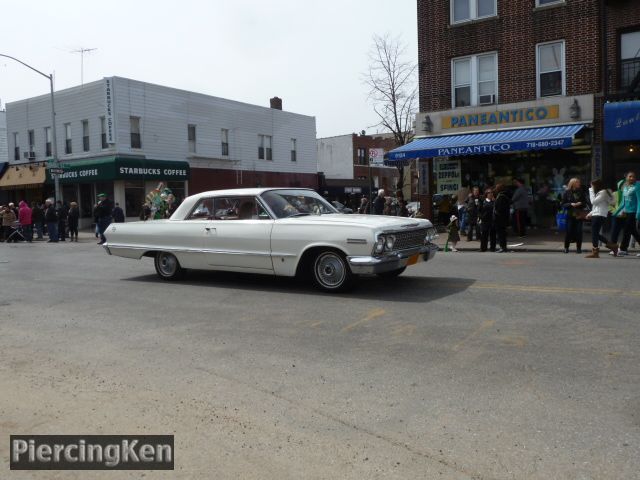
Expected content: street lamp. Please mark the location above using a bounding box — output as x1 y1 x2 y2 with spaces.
0 53 60 203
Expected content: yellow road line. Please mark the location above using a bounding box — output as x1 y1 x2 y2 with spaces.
341 307 386 333
461 283 640 297
452 320 495 352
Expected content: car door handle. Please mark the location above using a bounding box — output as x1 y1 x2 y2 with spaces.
205 227 216 232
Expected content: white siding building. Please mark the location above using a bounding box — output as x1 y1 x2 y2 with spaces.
0 110 7 164
2 76 318 222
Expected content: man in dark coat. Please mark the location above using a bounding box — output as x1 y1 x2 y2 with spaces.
372 189 386 215
465 186 482 241
44 199 58 243
112 203 125 223
95 193 113 245
493 184 511 253
479 188 496 252
56 200 68 241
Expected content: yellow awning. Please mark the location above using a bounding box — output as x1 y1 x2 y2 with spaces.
0 164 46 189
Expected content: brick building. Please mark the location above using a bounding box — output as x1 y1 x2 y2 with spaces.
317 133 399 207
388 0 639 226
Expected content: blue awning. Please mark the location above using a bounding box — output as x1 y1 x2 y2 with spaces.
386 124 585 164
604 101 640 142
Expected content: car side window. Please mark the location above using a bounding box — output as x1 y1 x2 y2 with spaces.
188 198 214 220
213 196 271 221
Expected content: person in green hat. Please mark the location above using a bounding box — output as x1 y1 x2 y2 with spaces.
94 193 113 245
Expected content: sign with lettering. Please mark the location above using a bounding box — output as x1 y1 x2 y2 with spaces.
435 158 461 195
368 148 384 166
604 101 640 141
443 105 559 129
104 77 116 144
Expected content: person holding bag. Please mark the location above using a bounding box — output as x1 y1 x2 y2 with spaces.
585 179 617 258
561 178 588 254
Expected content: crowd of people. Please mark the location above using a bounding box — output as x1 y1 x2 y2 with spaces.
445 172 640 257
0 193 125 245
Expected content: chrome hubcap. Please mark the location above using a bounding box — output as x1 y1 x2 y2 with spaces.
158 253 177 276
315 253 346 287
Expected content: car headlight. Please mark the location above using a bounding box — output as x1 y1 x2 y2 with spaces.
385 235 396 250
375 236 385 254
425 228 437 244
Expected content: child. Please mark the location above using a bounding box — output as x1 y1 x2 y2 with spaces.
447 215 460 252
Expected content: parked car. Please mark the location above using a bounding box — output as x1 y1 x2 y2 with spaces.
103 188 438 292
331 200 354 214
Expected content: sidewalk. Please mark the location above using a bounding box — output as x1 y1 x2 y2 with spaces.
433 228 640 254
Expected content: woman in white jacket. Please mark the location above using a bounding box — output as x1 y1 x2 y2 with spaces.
586 179 617 258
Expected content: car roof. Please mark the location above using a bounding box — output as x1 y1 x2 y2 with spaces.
191 187 315 199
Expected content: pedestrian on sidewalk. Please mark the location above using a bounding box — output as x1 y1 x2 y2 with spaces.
479 188 496 252
67 202 80 242
447 215 460 252
511 178 529 238
561 178 588 254
1 205 17 242
95 193 113 245
31 201 44 240
494 184 510 253
56 200 68 242
466 186 482 241
612 171 640 257
585 179 617 258
44 199 58 243
112 203 125 223
18 201 33 242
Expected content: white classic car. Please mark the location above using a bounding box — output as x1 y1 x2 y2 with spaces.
103 188 438 292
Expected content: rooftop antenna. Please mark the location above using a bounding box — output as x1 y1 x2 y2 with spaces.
71 47 97 85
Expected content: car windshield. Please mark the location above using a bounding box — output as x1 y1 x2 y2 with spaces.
261 190 338 219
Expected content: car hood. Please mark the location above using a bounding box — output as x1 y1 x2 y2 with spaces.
279 214 432 230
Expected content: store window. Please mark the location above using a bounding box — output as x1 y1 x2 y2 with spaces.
79 183 94 218
64 123 72 154
537 40 565 97
356 147 367 165
44 127 52 157
130 116 141 149
81 120 90 152
452 52 497 107
451 0 496 24
167 182 186 206
221 129 229 156
100 116 108 149
620 30 640 91
536 0 564 6
188 124 196 153
258 134 272 160
124 180 145 218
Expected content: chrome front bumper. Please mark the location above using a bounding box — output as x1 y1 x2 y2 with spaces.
347 243 438 275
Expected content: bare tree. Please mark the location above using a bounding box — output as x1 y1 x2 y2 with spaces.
364 33 417 191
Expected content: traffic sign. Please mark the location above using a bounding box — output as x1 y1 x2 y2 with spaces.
368 148 385 166
49 168 65 175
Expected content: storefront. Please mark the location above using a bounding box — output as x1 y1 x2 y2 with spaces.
0 163 47 205
389 96 594 227
604 100 640 181
44 156 190 226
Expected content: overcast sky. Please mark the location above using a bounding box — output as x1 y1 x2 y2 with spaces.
0 0 417 138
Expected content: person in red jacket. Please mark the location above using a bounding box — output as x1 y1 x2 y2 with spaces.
18 201 33 243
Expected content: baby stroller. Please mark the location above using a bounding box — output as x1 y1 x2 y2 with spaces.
5 221 25 243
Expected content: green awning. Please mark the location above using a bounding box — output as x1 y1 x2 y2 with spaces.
46 156 190 183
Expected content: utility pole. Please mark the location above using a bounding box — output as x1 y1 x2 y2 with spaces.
0 53 61 203
71 47 97 85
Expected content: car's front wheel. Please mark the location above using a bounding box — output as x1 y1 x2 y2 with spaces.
376 267 406 279
311 250 354 292
154 252 185 281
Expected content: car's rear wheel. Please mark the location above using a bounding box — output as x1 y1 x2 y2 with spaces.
154 252 185 280
376 267 406 279
312 250 354 292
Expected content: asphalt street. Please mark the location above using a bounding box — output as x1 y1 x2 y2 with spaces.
0 238 638 479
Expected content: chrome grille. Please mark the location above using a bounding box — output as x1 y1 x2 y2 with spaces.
391 228 429 251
